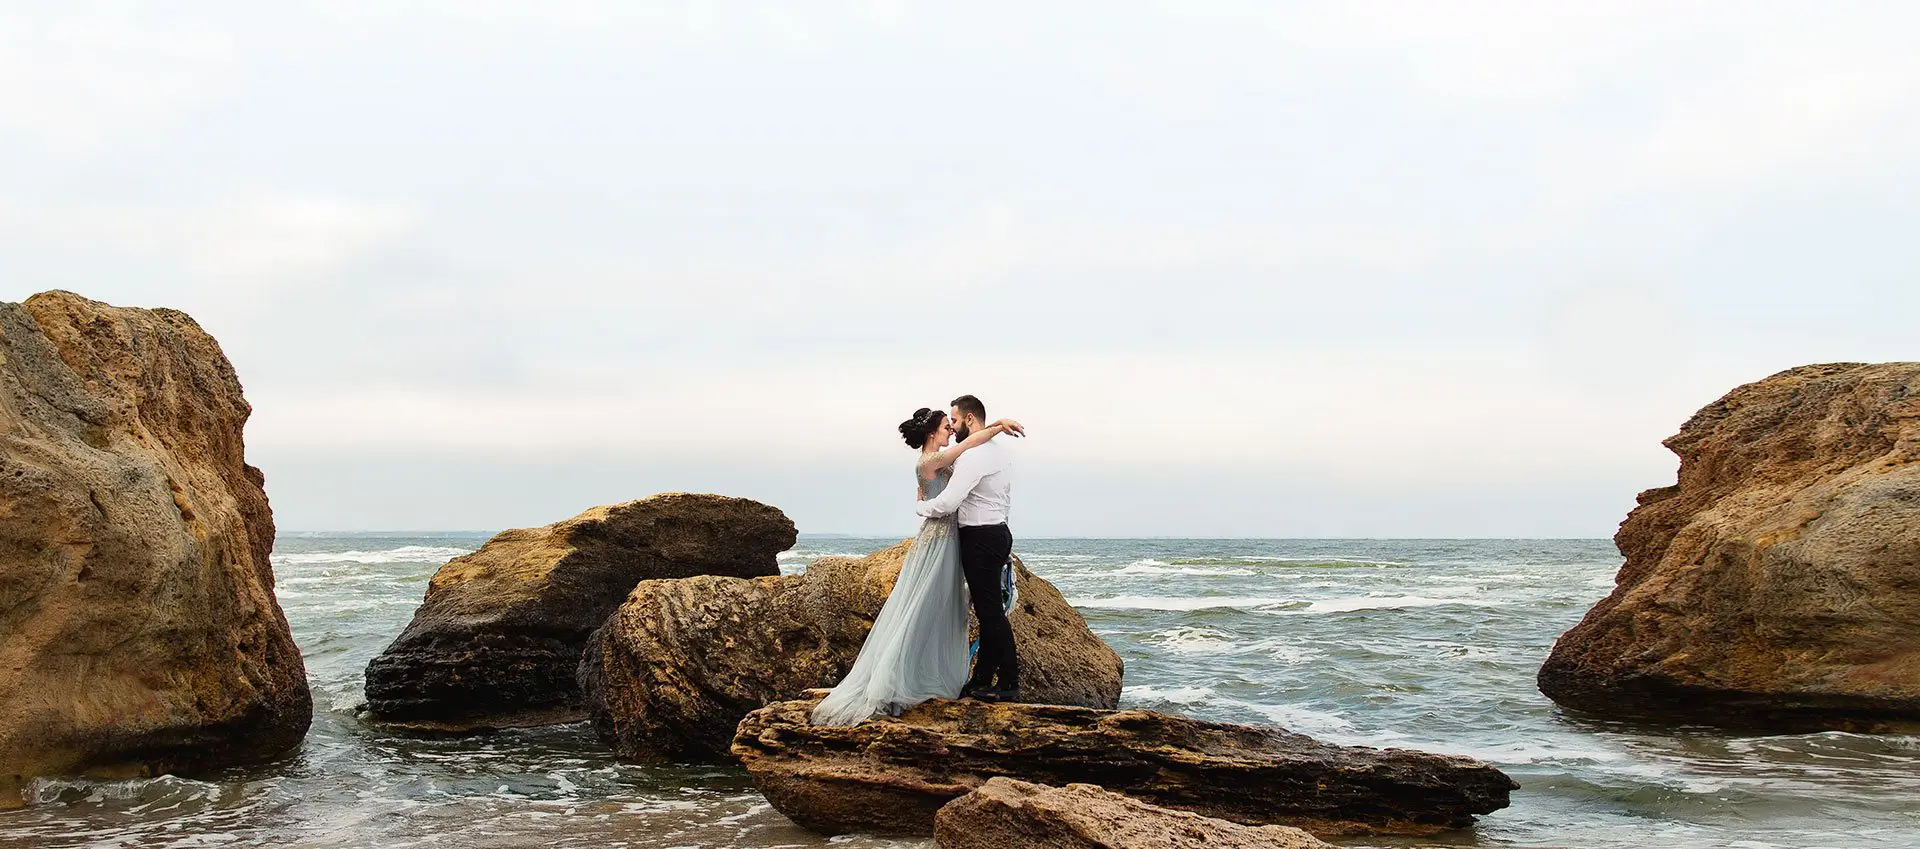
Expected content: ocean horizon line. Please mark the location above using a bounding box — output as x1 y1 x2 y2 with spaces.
274 530 1616 542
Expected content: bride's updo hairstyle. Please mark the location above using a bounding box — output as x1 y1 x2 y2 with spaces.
898 407 946 449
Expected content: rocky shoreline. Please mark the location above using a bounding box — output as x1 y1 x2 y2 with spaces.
15 292 1918 844
0 289 1519 841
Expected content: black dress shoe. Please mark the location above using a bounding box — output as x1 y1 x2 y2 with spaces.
972 687 1022 703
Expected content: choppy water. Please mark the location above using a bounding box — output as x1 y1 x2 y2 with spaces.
5 534 1916 849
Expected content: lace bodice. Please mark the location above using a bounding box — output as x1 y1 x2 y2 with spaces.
918 465 952 501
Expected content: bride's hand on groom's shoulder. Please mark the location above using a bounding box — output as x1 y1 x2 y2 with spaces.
994 418 1026 437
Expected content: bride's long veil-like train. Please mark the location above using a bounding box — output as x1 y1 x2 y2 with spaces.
810 516 972 726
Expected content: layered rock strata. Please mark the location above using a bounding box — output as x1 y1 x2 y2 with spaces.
1540 363 1920 731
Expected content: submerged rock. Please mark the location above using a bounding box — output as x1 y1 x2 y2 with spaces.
581 541 1123 761
731 695 1515 837
933 778 1335 849
1539 363 1920 731
364 494 794 731
0 292 308 802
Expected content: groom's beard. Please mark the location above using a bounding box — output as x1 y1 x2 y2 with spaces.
955 424 971 442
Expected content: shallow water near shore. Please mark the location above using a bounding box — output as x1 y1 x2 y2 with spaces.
3 534 1912 849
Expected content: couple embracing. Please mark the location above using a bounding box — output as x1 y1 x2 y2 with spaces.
811 394 1027 727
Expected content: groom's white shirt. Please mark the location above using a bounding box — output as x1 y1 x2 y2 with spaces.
917 437 1012 527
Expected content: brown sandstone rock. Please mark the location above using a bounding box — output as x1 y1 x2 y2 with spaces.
730 695 1515 838
1539 363 1920 731
364 494 794 731
0 291 308 802
581 541 1124 761
933 778 1334 849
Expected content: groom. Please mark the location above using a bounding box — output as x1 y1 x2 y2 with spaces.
916 394 1020 702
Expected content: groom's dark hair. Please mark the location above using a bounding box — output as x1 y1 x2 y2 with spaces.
950 394 986 422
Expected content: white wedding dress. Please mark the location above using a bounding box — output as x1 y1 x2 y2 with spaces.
810 467 971 726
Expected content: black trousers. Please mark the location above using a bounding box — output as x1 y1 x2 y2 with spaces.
958 523 1018 691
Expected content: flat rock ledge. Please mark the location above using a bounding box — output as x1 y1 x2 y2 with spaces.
934 778 1334 849
364 493 795 731
731 696 1515 838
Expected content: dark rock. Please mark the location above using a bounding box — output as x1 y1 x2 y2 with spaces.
364 493 794 731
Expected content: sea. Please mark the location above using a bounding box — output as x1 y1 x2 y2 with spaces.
4 534 1916 849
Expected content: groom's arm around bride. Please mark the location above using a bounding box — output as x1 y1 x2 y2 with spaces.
916 394 1021 701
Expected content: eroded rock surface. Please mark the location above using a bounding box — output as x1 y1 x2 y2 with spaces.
0 292 308 800
1539 363 1920 730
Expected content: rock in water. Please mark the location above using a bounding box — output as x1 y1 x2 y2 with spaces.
731 696 1515 837
933 778 1335 849
581 540 1124 761
364 494 795 731
0 292 308 801
1539 363 1920 731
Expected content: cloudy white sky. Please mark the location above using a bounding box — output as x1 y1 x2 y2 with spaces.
4 2 1916 537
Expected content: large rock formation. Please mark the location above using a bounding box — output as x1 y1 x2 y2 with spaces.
731 696 1515 838
364 494 795 731
582 541 1124 761
1540 363 1920 731
0 292 308 802
934 779 1334 849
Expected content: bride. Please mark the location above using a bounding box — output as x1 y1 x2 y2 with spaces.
810 407 1024 726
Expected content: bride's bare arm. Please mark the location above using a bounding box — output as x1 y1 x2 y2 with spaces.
924 418 1024 475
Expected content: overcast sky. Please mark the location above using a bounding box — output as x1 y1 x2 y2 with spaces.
4 2 1916 537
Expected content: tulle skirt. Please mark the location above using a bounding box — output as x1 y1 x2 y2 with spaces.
810 517 970 726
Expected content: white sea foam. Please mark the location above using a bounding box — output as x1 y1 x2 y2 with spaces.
1258 642 1326 665
1416 640 1505 661
1123 685 1358 737
274 546 470 566
1068 596 1298 612
1236 556 1410 567
1112 563 1257 577
1434 739 1629 765
779 550 863 561
1286 579 1343 590
1122 684 1217 705
1144 626 1238 654
1278 595 1506 615
1141 629 1326 665
26 775 224 805
1247 702 1358 734
282 572 417 585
